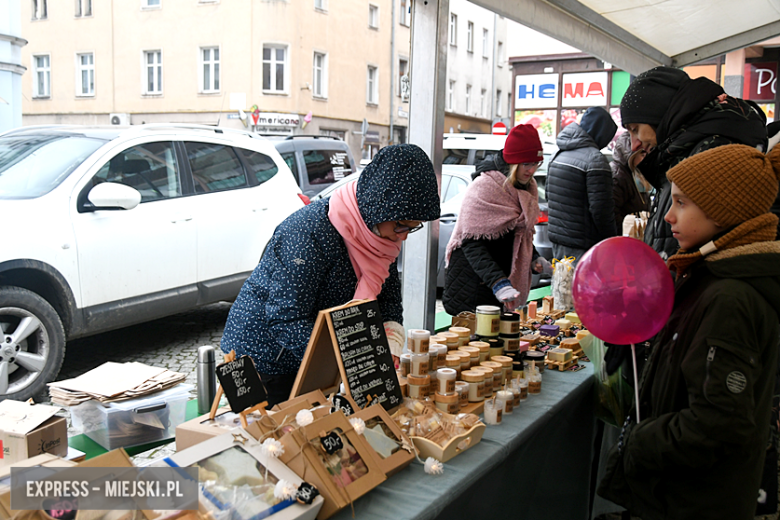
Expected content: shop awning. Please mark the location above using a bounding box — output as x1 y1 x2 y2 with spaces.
471 0 780 74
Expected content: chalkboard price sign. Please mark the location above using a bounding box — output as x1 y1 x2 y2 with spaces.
328 300 403 411
215 355 267 414
320 431 344 455
331 394 355 416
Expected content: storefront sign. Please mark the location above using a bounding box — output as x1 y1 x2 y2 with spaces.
561 72 608 107
515 74 559 109
744 62 777 101
250 111 301 135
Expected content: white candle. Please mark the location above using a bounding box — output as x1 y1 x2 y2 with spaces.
483 397 502 425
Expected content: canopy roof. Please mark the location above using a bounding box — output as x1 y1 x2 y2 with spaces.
473 0 780 73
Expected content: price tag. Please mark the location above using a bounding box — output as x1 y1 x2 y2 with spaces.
331 394 354 416
320 431 344 455
296 482 319 505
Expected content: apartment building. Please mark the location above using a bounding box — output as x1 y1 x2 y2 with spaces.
1 0 26 132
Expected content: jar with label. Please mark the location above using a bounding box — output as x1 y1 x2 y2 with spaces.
430 334 447 346
509 379 522 407
528 371 542 395
471 367 494 398
434 392 460 414
458 346 480 367
512 361 524 379
448 326 472 347
410 353 429 377
496 389 514 415
439 331 460 351
455 350 471 373
475 305 501 337
500 312 521 335
469 341 490 363
407 374 430 399
525 350 545 367
491 355 513 384
399 353 411 377
455 381 469 409
437 368 457 395
445 354 461 378
517 378 529 400
461 370 485 402
433 344 448 366
428 349 438 371
486 338 505 359
483 397 502 425
407 329 430 354
500 333 521 352
480 361 503 392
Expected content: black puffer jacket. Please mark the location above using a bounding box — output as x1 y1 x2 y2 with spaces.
442 154 539 315
547 122 617 250
639 80 767 259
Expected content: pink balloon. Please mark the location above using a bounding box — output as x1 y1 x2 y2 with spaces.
572 237 674 345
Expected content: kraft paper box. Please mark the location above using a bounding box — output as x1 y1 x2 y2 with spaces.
0 400 67 467
352 406 414 477
175 406 267 451
271 390 328 413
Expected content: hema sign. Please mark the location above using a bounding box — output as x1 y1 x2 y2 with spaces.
561 72 608 107
515 74 559 109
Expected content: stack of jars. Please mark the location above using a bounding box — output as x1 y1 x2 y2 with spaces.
406 329 431 400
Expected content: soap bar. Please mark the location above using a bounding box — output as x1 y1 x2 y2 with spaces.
517 341 530 352
565 312 581 325
528 301 537 319
542 296 555 314
539 324 560 337
548 348 572 362
554 319 572 330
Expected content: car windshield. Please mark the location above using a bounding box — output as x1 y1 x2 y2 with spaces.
0 134 105 199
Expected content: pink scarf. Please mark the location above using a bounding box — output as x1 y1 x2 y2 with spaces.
328 181 402 300
445 169 539 304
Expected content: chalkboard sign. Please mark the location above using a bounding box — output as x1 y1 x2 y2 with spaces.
328 301 402 410
215 355 267 413
320 431 344 455
292 300 403 414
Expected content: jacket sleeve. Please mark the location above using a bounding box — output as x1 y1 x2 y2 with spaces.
586 157 618 239
612 167 630 227
623 292 768 475
461 237 507 289
377 259 403 325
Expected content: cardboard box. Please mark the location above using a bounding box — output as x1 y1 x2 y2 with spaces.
353 406 414 477
175 406 267 451
270 390 328 413
0 400 67 466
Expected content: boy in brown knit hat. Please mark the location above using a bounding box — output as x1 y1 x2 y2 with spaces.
599 144 780 520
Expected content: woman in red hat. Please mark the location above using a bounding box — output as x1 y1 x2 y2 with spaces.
442 124 551 314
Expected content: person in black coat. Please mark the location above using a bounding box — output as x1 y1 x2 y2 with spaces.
547 106 618 262
612 131 650 228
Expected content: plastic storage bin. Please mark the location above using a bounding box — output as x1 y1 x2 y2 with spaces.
70 384 193 450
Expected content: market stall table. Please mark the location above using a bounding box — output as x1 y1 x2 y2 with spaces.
332 364 596 520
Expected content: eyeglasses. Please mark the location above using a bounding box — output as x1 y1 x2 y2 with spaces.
394 221 424 234
521 161 543 168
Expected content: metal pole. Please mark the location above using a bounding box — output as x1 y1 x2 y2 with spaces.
390 0 396 144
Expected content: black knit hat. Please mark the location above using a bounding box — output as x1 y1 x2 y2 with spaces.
579 107 618 149
356 144 441 228
620 66 689 127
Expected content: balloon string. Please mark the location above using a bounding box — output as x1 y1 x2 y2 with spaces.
631 343 641 423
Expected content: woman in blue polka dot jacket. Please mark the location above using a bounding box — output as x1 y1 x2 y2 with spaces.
221 144 441 406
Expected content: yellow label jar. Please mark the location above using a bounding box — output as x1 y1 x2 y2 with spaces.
475 305 501 337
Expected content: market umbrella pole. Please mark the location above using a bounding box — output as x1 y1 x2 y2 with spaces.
631 343 640 423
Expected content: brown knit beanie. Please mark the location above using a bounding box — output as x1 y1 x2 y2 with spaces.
666 144 780 227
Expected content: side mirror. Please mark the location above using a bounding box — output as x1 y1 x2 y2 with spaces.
87 182 142 210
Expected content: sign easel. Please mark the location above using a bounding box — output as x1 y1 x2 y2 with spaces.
291 300 403 414
210 350 268 429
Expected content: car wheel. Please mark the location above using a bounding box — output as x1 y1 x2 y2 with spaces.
0 287 65 401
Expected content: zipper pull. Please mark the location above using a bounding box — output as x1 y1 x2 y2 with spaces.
707 346 716 362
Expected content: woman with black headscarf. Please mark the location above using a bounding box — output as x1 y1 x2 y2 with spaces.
221 144 441 406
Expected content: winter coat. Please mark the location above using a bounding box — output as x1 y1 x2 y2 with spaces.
598 241 780 520
547 123 617 250
638 87 767 260
442 154 539 315
612 132 650 226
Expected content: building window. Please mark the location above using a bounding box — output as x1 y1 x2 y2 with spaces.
320 129 346 140
314 0 326 10
497 41 504 67
200 47 220 93
32 0 47 19
399 0 409 26
76 53 94 96
313 52 327 98
369 4 379 28
447 80 454 111
144 50 162 94
143 0 161 8
466 22 474 53
465 84 471 114
482 28 489 57
262 45 287 93
496 89 502 117
398 58 408 98
449 13 457 46
75 0 92 17
367 65 378 104
33 54 50 97
480 89 487 118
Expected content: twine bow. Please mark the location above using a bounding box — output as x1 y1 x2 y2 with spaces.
551 256 576 271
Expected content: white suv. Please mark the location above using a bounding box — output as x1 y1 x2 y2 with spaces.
0 124 305 401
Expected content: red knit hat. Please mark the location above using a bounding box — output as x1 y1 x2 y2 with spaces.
502 124 543 164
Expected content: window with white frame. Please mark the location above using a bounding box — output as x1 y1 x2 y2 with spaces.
480 89 486 118
369 4 379 28
466 22 474 53
262 45 287 93
482 28 489 57
200 47 220 93
76 53 94 96
497 41 504 67
496 89 502 117
75 0 92 17
313 52 327 98
33 54 50 97
447 80 454 111
399 0 409 26
144 50 162 94
366 65 378 104
398 58 408 98
449 14 457 46
314 0 326 10
32 0 47 19
465 84 471 114
143 0 161 7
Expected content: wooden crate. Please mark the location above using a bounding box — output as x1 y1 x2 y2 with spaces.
545 358 577 371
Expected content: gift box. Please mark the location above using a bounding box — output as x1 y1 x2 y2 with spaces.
159 429 324 520
538 324 560 338
271 390 329 413
278 411 385 519
176 407 267 451
352 406 414 477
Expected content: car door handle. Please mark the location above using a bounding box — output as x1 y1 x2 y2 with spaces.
171 216 193 223
440 214 457 224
